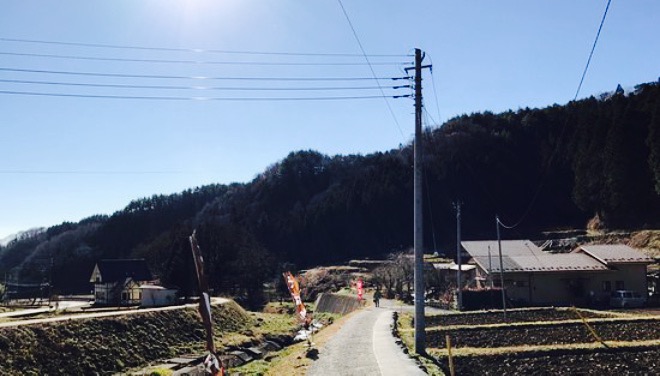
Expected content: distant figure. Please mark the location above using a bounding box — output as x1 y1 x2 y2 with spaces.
303 314 315 347
373 289 382 307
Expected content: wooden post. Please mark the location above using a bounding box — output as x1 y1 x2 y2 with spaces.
446 334 455 376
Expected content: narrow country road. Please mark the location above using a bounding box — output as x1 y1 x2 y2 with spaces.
306 299 436 376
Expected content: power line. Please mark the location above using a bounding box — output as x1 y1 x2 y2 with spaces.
429 65 443 125
0 37 411 57
494 0 613 230
0 89 410 101
0 78 409 92
574 0 612 100
0 170 187 175
0 67 408 82
336 0 407 139
0 51 406 66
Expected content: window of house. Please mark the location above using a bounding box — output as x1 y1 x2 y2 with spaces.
615 280 625 290
602 281 611 292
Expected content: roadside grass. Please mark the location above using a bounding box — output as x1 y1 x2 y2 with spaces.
231 338 315 375
230 309 345 375
395 312 445 376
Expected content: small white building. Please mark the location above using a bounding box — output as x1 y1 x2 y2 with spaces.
140 285 178 307
90 259 152 306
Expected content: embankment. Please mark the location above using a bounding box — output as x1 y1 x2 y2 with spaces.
0 301 252 375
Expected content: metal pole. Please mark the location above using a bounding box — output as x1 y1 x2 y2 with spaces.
455 202 462 310
413 47 426 354
496 216 507 318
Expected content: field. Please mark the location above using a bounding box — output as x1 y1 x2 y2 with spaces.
397 307 660 375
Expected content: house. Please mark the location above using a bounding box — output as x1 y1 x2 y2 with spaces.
89 259 153 306
572 245 653 297
462 240 653 306
432 263 477 287
139 285 178 307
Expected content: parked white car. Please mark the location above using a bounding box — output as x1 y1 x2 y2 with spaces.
609 290 646 308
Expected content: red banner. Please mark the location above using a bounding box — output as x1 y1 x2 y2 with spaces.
283 271 307 321
357 278 364 301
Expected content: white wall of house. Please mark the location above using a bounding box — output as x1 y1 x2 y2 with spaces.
140 287 177 307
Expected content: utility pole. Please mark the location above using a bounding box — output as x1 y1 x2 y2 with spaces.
454 202 463 310
496 216 507 319
405 48 431 355
488 245 493 288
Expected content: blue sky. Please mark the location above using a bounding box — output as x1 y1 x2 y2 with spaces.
1 0 658 239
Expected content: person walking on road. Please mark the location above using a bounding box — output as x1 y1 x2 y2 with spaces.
373 289 382 307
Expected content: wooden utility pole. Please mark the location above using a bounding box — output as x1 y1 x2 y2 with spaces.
406 48 431 354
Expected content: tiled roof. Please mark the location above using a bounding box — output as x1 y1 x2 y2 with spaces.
463 240 611 273
461 240 544 257
471 253 608 273
574 245 654 265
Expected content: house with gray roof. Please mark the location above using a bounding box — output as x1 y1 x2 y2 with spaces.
462 240 652 306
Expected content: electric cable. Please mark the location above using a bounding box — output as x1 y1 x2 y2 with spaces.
495 0 613 229
0 78 406 92
0 67 407 82
0 90 408 101
0 51 405 66
429 64 443 125
0 37 411 57
574 0 612 100
336 0 406 139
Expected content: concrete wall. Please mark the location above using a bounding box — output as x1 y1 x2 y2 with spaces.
140 288 177 307
314 293 363 315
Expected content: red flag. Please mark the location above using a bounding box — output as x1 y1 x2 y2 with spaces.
283 272 307 321
357 278 364 301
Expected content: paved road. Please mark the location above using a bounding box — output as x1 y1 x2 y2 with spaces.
307 299 440 376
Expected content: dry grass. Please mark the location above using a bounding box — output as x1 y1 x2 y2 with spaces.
231 309 360 375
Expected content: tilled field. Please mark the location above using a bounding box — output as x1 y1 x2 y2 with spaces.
425 308 613 327
428 319 660 348
446 347 660 375
416 308 660 375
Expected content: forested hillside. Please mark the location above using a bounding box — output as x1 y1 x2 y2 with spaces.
1 81 658 304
